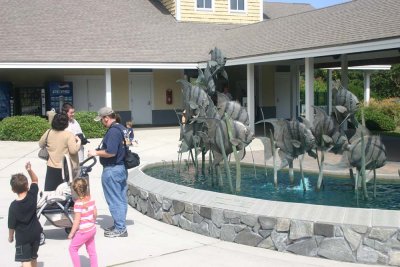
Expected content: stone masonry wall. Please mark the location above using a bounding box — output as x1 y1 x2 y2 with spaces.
127 184 400 266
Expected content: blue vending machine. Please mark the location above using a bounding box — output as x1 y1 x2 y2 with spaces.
0 82 13 119
47 81 73 112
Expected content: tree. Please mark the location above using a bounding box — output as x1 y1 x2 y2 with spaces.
371 65 400 99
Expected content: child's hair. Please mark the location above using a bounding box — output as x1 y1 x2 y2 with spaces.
10 174 28 194
126 121 133 128
72 178 89 199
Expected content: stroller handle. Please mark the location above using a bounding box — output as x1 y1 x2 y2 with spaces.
80 156 97 168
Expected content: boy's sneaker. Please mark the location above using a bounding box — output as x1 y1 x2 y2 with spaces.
104 225 115 233
104 228 128 238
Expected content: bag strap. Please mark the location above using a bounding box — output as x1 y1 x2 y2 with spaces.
44 129 51 147
112 125 129 150
97 124 128 151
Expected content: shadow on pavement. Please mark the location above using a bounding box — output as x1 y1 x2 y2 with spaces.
96 214 134 229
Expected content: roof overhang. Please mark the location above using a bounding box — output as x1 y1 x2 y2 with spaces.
0 62 199 69
0 38 399 69
325 65 391 70
225 37 400 66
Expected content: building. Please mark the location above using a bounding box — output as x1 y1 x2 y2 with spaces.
0 0 399 129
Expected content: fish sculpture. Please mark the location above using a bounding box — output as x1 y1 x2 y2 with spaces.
346 126 386 171
217 92 249 126
257 119 316 189
348 135 386 170
178 80 210 121
311 106 350 190
200 119 254 167
195 48 228 94
333 84 360 126
311 106 337 148
177 47 253 192
209 47 228 82
264 119 316 166
179 122 205 153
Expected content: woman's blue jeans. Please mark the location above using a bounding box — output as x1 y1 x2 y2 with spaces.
101 164 128 231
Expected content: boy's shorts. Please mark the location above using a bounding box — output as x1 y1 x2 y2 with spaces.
15 240 39 262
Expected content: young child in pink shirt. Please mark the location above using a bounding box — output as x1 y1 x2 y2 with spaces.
68 178 98 267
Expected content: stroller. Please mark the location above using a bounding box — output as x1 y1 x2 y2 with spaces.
36 155 96 245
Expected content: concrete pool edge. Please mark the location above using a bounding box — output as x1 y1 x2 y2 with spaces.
127 164 400 266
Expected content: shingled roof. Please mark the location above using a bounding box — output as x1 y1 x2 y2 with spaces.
263 2 314 20
0 0 233 64
0 0 399 65
216 0 400 61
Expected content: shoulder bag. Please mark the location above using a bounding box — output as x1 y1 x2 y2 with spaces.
38 129 51 160
113 126 140 169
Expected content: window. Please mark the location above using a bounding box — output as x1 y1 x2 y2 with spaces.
197 0 212 9
230 0 245 11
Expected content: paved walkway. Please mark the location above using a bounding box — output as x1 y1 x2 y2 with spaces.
1 126 398 267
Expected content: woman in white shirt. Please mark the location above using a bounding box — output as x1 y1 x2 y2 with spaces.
62 103 85 162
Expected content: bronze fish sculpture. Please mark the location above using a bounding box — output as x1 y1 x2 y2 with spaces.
217 93 249 126
333 85 359 126
262 119 317 167
178 79 210 121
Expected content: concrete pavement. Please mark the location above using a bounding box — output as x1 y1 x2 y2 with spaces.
1 126 396 267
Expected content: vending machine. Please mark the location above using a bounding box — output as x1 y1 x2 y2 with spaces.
0 82 13 119
47 81 73 112
16 87 46 116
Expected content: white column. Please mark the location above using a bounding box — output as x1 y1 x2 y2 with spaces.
364 71 371 106
328 69 333 115
257 65 263 107
341 55 348 129
105 68 112 108
341 54 348 89
290 64 299 119
176 0 181 21
247 64 255 132
305 57 314 124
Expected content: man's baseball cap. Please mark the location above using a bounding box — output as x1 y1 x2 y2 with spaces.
94 107 114 121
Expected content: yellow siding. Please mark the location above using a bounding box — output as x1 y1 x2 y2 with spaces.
260 65 275 107
111 69 129 110
153 69 184 110
160 0 176 17
180 0 261 24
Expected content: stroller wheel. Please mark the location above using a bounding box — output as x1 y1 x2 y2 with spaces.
65 227 72 234
39 232 45 246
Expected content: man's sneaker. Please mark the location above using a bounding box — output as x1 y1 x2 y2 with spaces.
103 225 115 233
104 228 128 238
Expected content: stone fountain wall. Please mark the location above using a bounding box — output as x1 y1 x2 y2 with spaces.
127 170 400 266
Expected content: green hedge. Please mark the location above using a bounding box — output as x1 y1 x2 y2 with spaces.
356 108 396 131
0 112 107 141
74 111 107 138
0 116 50 141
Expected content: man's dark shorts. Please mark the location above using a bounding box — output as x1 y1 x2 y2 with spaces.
15 240 39 262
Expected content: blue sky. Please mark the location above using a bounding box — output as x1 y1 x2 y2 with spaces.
266 0 351 9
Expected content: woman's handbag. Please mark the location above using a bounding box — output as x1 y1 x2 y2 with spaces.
38 130 51 160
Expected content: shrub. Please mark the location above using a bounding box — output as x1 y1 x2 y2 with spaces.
0 116 50 141
368 98 400 126
0 112 106 141
357 108 396 131
74 111 106 138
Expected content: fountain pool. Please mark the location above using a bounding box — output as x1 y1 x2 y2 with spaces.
144 164 400 210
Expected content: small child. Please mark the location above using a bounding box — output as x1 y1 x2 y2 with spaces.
8 162 43 267
124 121 136 146
68 178 98 267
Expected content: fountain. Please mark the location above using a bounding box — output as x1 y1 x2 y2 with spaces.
127 48 400 266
